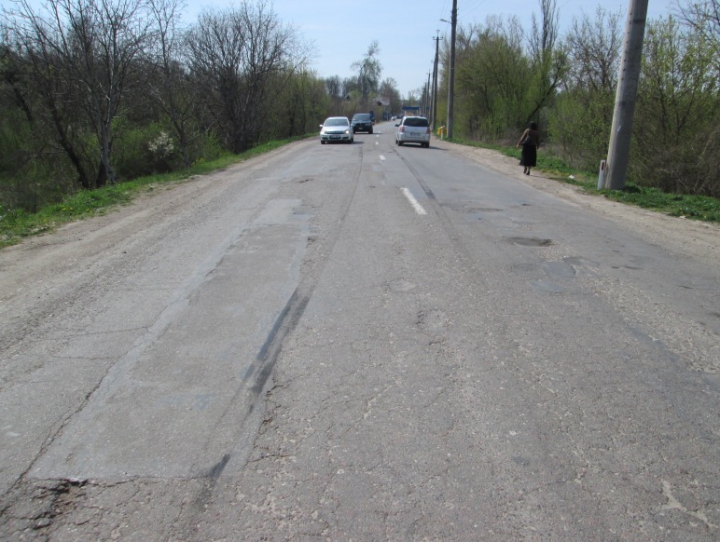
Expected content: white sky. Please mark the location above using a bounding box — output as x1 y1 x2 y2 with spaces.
178 0 680 97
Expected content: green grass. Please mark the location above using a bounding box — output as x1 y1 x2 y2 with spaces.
447 137 720 223
603 186 720 221
0 135 311 249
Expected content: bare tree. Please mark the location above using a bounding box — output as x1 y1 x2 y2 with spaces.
7 1 91 189
525 0 567 123
529 0 559 60
0 38 34 124
9 0 153 187
186 1 304 153
147 0 196 167
351 41 382 104
341 77 356 97
677 0 720 37
564 6 623 94
324 75 342 100
675 0 720 73
186 9 245 152
82 0 153 185
378 77 400 118
239 1 305 145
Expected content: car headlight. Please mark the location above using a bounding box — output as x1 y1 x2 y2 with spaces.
345 129 350 134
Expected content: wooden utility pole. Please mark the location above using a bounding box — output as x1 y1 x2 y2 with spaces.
604 0 649 190
432 32 443 130
446 0 457 138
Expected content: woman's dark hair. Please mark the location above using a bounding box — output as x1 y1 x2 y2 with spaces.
530 122 538 130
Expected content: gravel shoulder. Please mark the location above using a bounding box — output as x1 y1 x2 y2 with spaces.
433 138 720 268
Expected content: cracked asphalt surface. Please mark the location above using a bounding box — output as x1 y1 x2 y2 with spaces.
1 124 720 540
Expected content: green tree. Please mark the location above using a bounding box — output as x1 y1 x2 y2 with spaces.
274 67 330 138
453 16 531 139
548 7 623 169
634 15 720 196
377 77 400 119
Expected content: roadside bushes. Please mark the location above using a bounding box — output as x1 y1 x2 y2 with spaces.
0 0 317 212
631 16 720 197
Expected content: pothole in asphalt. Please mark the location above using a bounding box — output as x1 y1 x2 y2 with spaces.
468 207 504 212
385 279 416 293
506 237 553 247
511 262 541 272
416 309 450 331
444 203 504 213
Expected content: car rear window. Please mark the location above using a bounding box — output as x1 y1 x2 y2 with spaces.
403 117 429 127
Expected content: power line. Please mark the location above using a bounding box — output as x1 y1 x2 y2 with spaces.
462 0 486 19
438 0 451 23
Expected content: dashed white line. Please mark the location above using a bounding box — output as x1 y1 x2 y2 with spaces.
401 188 427 215
379 155 386 161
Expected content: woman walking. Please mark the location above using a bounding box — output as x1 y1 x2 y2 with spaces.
516 122 540 175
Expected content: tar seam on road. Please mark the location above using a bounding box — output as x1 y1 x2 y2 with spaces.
252 289 310 395
196 141 367 481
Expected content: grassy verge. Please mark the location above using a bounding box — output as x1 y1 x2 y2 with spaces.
447 137 720 223
0 135 310 249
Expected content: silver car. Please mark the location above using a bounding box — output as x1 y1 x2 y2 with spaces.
320 117 354 144
395 116 431 147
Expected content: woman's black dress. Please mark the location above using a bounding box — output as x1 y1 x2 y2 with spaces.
519 130 539 167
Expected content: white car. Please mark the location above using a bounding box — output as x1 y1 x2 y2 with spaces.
320 117 354 144
395 116 431 147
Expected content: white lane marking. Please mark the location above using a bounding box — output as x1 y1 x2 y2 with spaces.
401 188 427 215
379 155 386 161
375 141 379 146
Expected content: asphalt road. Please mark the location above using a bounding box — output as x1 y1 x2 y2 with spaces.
1 122 719 540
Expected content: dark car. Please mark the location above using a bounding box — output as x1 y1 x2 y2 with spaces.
351 113 374 134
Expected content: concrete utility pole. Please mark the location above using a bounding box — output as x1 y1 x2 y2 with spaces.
432 32 443 130
447 0 457 139
604 0 649 190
